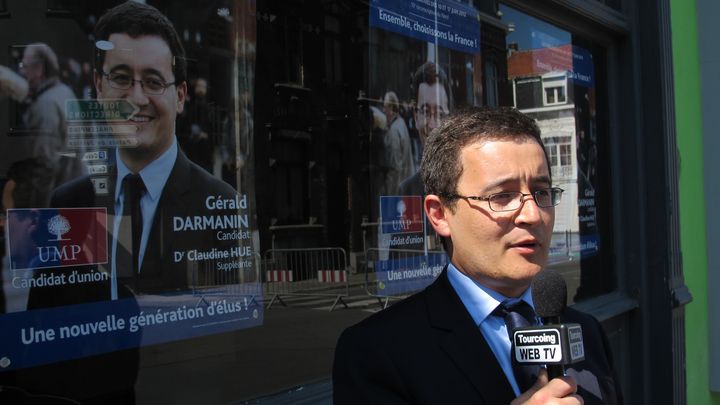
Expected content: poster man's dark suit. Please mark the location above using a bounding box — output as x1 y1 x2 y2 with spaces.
19 149 238 404
333 269 622 405
27 148 239 308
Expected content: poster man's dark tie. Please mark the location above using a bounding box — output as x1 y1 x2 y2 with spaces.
116 173 145 292
493 301 540 392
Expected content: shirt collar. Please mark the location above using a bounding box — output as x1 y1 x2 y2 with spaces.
447 262 534 326
115 137 178 202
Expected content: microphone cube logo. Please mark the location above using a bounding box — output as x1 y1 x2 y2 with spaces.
567 325 585 361
513 329 563 363
380 196 423 234
7 208 108 270
513 324 585 365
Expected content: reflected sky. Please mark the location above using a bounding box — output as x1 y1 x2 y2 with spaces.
500 4 571 50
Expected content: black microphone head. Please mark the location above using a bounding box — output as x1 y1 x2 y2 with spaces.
531 269 567 318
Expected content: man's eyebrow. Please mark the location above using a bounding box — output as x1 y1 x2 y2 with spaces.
140 68 169 80
107 65 169 80
481 175 552 192
531 175 552 186
107 64 132 73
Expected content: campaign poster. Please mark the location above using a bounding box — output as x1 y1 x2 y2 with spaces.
375 196 442 295
366 0 479 295
374 250 446 297
0 0 261 371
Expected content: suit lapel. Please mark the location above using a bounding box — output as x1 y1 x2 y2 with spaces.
425 270 516 403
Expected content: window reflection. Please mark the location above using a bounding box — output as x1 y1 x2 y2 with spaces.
501 4 611 302
0 0 614 402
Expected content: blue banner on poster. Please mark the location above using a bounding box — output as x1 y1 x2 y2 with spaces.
380 196 424 234
0 285 263 371
375 252 446 296
579 233 600 258
569 46 594 87
369 0 480 54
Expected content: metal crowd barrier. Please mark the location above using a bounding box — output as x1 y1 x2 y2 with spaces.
189 252 263 308
263 247 350 311
363 247 446 309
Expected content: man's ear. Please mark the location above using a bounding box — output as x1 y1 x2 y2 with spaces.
176 81 187 113
424 194 451 238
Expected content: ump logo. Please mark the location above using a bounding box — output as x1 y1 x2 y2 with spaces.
47 215 71 241
7 208 108 271
380 196 423 234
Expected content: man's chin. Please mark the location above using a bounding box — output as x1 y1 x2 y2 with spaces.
512 262 544 282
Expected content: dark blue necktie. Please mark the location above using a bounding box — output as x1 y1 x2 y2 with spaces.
116 173 145 292
493 300 540 392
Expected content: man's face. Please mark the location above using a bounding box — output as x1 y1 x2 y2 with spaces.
95 33 187 166
436 139 555 297
383 102 394 123
414 82 449 146
20 48 43 89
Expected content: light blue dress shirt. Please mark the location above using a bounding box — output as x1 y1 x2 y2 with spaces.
446 263 537 397
110 138 177 299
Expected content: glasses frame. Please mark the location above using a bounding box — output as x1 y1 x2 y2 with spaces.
414 105 450 122
100 70 177 95
443 187 564 212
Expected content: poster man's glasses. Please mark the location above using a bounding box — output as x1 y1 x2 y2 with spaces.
101 70 177 95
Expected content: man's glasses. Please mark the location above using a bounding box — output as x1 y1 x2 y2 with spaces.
444 187 564 212
415 105 449 122
101 71 177 95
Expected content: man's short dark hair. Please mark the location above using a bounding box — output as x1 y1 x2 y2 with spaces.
94 1 186 84
421 106 549 210
6 157 55 209
412 61 452 109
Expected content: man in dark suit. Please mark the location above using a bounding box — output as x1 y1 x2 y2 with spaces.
398 61 451 196
28 1 240 308
18 3 243 403
333 107 621 404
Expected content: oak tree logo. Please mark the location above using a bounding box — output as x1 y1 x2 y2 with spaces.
396 199 407 218
47 215 71 241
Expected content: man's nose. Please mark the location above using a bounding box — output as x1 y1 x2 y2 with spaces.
514 194 542 224
126 80 150 106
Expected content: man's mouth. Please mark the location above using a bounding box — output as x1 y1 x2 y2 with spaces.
130 115 153 123
509 239 541 251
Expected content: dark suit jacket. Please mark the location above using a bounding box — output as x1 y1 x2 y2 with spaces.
18 149 240 403
27 148 239 307
333 270 622 404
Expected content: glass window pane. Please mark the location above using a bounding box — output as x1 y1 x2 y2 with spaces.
560 143 573 166
0 0 615 401
501 3 613 302
545 87 557 104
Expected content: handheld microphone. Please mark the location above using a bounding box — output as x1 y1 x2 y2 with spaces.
512 269 585 379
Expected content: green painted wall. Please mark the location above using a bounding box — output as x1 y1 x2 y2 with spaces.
670 0 719 404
